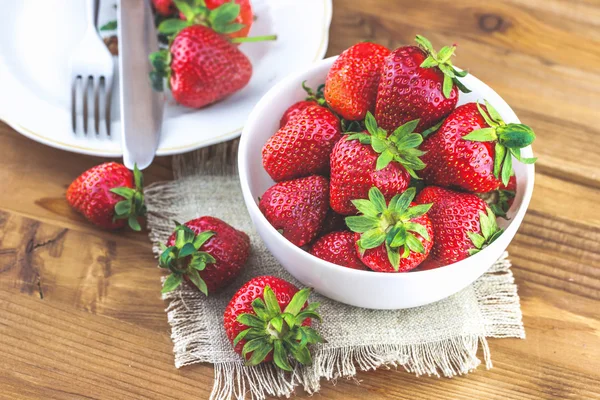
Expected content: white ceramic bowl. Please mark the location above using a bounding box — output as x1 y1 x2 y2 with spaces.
239 56 535 309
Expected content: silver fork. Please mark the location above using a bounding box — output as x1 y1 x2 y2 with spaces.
69 0 115 135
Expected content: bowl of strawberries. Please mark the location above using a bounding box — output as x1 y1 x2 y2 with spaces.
239 36 536 309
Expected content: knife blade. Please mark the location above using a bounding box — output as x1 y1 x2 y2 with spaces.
118 0 164 170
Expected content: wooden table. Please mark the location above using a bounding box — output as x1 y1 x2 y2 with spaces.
1 0 599 398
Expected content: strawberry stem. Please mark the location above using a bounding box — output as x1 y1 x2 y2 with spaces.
463 101 537 186
158 222 216 295
345 187 433 271
233 286 324 370
414 34 470 98
110 163 146 231
231 34 278 43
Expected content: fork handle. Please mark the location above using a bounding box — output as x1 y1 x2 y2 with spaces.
86 0 99 28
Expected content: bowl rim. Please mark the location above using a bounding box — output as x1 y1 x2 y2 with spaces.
239 56 535 280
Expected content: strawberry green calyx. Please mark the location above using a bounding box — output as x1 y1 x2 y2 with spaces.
345 112 426 179
302 81 327 106
160 0 244 36
110 164 146 231
149 49 172 92
463 100 537 186
159 223 216 295
157 0 276 42
467 208 504 255
346 187 433 271
100 20 117 31
414 34 471 99
233 286 324 371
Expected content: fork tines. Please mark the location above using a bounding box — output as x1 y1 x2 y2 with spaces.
71 74 112 136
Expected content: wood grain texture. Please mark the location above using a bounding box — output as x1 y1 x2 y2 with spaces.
0 0 599 398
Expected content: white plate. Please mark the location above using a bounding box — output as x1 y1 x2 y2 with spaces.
0 0 332 157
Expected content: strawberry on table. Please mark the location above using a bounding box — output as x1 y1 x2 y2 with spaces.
310 231 368 270
259 176 329 246
421 101 536 193
329 112 425 215
263 105 341 182
224 276 324 370
346 187 434 272
324 42 391 121
66 162 145 231
375 35 470 133
415 186 503 270
159 217 250 295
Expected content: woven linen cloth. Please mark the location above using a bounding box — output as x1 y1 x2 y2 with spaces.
145 142 525 400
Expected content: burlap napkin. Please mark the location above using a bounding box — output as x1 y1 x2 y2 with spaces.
145 142 525 400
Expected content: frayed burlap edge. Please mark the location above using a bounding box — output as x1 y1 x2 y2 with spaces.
146 142 525 400
155 253 523 400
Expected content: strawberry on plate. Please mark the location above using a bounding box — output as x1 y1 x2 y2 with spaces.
66 162 145 231
375 35 470 133
152 0 177 16
263 105 341 182
421 101 536 193
155 0 255 39
150 25 253 108
159 216 250 295
415 186 503 270
310 231 368 270
346 187 434 272
329 112 425 215
149 3 275 109
224 276 324 370
259 175 329 246
324 42 391 121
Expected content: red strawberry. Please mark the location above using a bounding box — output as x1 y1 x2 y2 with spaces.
280 100 315 128
159 216 250 295
375 35 470 133
205 0 253 39
415 186 503 270
259 176 329 246
224 276 324 370
329 112 425 215
150 25 252 108
279 82 328 128
157 0 255 39
421 101 536 193
66 162 145 231
346 187 433 272
152 0 177 16
263 105 341 181
310 231 368 270
324 42 391 121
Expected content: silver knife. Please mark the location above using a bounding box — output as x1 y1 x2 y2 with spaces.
118 0 164 170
